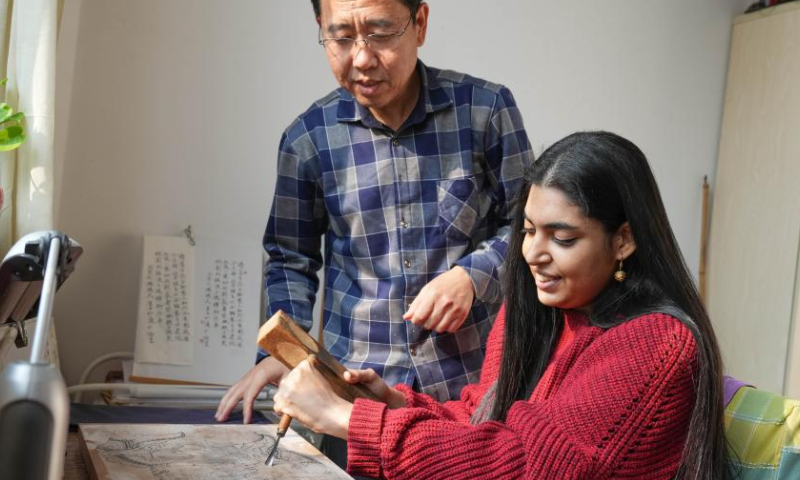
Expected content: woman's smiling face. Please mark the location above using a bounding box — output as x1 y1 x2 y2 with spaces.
521 185 631 313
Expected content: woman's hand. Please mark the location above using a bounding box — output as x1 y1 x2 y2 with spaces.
273 359 354 439
343 368 406 409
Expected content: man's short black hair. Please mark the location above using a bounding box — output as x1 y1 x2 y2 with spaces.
311 0 422 18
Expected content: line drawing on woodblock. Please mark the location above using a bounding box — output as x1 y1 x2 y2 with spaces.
79 424 353 480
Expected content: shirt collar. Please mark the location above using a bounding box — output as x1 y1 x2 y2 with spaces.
336 60 453 131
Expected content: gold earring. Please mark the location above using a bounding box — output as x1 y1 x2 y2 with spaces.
614 259 627 282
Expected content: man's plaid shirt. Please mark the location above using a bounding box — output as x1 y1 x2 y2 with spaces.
259 62 533 401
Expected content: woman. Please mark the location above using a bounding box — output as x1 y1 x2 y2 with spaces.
273 131 731 480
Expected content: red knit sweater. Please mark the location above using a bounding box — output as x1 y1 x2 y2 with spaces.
346 306 697 480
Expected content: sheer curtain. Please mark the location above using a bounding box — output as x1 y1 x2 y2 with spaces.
0 0 63 370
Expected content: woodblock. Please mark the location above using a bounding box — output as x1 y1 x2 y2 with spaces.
257 311 381 402
78 423 353 480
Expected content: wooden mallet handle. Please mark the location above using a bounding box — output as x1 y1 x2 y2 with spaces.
258 311 381 402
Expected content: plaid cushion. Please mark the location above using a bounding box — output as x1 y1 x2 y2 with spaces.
725 386 800 479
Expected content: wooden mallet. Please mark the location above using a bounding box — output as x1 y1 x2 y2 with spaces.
259 311 381 466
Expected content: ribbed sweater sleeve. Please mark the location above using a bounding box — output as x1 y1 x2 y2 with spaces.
387 305 508 422
347 312 697 480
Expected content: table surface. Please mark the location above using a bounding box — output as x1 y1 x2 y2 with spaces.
64 432 89 480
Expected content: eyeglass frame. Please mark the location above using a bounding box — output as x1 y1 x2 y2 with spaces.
317 14 415 53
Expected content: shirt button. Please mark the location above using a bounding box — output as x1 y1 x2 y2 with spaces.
404 259 412 268
400 220 409 228
410 346 417 356
392 137 400 147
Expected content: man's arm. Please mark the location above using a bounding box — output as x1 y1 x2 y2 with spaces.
455 86 532 304
406 86 533 332
261 131 327 337
217 130 327 422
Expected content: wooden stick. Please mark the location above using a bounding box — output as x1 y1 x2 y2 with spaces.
700 175 710 303
258 310 381 403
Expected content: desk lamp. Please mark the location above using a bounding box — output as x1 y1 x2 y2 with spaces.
0 231 82 480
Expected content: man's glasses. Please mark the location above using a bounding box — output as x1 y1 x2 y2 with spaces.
318 15 414 57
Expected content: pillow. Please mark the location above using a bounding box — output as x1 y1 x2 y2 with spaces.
724 383 800 479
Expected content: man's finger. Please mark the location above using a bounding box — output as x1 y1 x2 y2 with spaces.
446 314 467 333
423 315 437 330
434 315 452 333
242 395 253 424
424 301 450 330
216 391 237 422
411 297 436 325
216 402 231 422
431 308 455 333
402 302 416 320
215 395 226 419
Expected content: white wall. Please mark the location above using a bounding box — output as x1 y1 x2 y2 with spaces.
54 0 752 386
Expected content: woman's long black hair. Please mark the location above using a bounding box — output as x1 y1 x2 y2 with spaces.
492 131 730 480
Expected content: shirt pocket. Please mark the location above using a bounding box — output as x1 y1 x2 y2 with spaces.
437 176 479 242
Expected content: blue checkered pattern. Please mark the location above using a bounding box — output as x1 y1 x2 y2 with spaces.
259 62 533 401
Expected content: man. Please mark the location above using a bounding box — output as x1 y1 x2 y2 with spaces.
216 0 532 426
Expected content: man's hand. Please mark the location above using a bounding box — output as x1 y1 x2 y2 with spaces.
403 266 474 333
215 356 289 424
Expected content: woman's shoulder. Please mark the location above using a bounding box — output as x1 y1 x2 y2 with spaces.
601 309 698 358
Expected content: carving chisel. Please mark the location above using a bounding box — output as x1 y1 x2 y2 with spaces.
265 413 292 466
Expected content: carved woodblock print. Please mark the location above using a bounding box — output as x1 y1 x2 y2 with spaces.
78 424 353 480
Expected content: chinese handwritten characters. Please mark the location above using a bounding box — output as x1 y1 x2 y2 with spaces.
145 251 191 346
132 235 261 385
200 260 246 349
135 236 195 365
